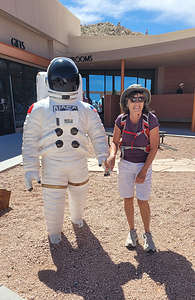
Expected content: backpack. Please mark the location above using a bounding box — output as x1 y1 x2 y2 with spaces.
120 112 150 158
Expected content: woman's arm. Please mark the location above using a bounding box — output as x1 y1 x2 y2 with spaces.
106 124 121 170
136 126 159 183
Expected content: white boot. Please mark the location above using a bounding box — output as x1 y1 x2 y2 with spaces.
49 233 62 244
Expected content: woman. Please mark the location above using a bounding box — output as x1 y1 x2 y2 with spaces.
106 84 159 252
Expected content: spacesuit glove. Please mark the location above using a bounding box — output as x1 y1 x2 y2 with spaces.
98 156 107 167
98 157 111 176
104 159 111 176
24 171 41 191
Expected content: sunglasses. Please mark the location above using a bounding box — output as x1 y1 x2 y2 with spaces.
129 96 145 103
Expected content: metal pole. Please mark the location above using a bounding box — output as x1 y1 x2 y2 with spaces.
191 88 195 132
9 75 16 133
121 59 125 94
112 75 115 94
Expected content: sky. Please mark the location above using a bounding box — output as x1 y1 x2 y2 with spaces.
59 0 195 35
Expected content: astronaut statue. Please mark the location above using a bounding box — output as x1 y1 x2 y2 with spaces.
22 57 109 244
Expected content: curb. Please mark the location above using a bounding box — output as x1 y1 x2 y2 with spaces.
0 155 22 173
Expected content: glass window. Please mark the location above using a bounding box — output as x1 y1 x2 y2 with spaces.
0 74 14 135
9 61 44 128
146 79 152 91
81 68 155 98
9 62 23 75
89 75 104 106
124 76 137 89
0 60 8 73
105 75 112 95
0 58 45 132
137 77 146 87
114 76 121 93
82 77 86 92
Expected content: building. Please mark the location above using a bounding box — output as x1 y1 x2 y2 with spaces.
0 0 195 135
0 0 80 135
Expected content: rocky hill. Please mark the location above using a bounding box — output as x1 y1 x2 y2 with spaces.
80 22 144 36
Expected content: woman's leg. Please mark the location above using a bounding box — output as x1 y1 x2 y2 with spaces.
124 197 138 248
137 199 156 252
118 160 137 247
124 197 135 230
137 199 150 233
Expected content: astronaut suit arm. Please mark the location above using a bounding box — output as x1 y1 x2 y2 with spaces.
22 104 41 191
87 108 109 166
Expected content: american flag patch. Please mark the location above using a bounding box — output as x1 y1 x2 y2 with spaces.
89 105 97 112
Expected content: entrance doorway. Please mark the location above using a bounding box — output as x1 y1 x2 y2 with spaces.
0 75 14 135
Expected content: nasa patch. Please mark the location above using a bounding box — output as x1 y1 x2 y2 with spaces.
53 105 78 112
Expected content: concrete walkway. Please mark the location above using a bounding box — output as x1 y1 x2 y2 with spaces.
1 156 195 173
0 285 25 300
0 132 22 162
0 125 195 162
87 158 195 172
0 128 195 173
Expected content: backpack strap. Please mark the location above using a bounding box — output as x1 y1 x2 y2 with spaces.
142 112 150 139
120 113 128 130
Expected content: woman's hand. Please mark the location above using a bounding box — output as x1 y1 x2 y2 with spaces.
135 168 147 184
105 155 116 171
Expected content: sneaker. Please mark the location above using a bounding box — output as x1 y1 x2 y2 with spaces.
143 232 156 252
72 219 83 228
125 229 138 249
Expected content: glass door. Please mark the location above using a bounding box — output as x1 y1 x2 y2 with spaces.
0 74 15 135
9 62 37 129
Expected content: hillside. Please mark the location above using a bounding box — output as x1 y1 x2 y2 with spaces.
81 22 144 36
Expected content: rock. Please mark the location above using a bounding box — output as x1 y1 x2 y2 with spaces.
81 22 144 36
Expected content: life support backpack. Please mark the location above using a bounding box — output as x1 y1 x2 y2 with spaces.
120 113 150 158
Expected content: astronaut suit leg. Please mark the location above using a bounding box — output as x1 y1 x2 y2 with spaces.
22 57 109 244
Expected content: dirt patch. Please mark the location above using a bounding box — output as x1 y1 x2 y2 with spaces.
0 136 195 300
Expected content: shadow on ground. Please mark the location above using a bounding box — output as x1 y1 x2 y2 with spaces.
38 222 195 300
134 244 195 300
0 207 13 217
38 221 137 300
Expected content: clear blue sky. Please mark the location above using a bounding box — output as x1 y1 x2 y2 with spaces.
59 0 195 35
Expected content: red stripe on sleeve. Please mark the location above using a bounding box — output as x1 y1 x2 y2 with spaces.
27 104 34 114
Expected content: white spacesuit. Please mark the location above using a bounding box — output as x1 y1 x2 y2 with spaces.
22 57 109 244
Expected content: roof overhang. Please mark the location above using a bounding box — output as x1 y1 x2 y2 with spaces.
68 29 195 70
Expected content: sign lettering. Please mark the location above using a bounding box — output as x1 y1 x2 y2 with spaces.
70 55 93 63
11 38 25 50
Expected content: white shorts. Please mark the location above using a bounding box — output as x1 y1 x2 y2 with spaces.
118 159 152 200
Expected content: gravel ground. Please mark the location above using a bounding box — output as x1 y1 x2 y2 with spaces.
0 136 195 300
